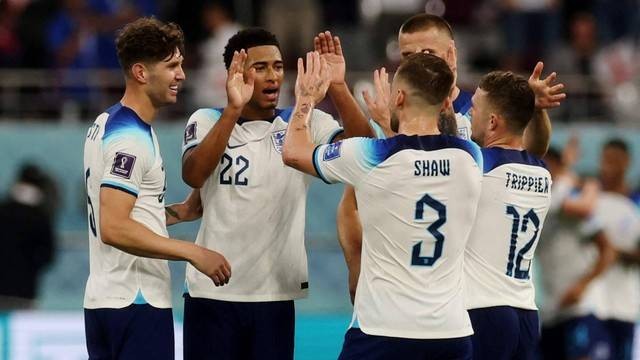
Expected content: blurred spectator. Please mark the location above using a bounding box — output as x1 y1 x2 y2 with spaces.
547 13 611 122
592 139 640 360
262 0 321 68
499 0 560 72
0 0 29 67
0 164 56 310
538 143 614 360
191 1 241 108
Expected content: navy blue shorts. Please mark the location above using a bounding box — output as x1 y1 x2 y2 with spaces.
540 315 610 360
468 306 539 360
183 294 295 360
603 319 635 360
338 327 472 360
84 304 174 360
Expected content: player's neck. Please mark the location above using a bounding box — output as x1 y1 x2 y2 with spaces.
601 179 628 195
398 112 439 136
240 104 276 121
121 86 157 124
483 134 524 151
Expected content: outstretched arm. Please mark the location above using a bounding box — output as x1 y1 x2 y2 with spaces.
100 188 231 286
166 189 202 226
315 31 373 140
283 52 332 175
523 61 566 157
182 50 255 188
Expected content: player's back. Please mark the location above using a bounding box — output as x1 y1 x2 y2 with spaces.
83 103 171 309
351 134 483 339
465 147 551 311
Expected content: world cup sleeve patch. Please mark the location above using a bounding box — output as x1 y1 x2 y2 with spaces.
184 123 197 144
110 152 137 179
323 141 342 161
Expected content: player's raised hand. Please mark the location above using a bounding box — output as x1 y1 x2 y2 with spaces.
190 247 232 287
314 31 346 86
528 61 566 109
362 68 391 131
295 51 331 105
226 49 255 110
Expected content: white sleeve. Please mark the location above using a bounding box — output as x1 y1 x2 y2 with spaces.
100 134 153 197
182 108 223 155
313 137 380 186
310 109 343 144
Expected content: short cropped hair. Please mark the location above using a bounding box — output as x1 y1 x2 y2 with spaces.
603 138 629 154
223 28 280 69
396 53 454 106
400 14 454 39
479 71 535 134
116 17 184 75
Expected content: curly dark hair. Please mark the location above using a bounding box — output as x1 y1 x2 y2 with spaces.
116 17 185 76
223 28 280 69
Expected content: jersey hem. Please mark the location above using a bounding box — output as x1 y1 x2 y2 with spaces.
357 324 474 340
186 289 308 302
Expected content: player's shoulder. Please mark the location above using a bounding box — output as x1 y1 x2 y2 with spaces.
188 107 223 124
101 103 154 152
481 147 546 174
356 134 482 167
453 89 473 115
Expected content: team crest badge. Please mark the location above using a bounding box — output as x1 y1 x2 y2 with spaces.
271 129 287 153
457 127 469 140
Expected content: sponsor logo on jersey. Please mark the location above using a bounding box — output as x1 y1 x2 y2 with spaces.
271 129 286 153
323 141 342 161
110 152 136 179
184 123 197 144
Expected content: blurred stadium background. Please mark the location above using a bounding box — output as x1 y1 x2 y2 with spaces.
0 0 639 359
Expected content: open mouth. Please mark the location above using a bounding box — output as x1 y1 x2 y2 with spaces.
262 87 279 101
169 84 179 95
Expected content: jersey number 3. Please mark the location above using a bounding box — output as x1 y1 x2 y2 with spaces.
411 194 446 267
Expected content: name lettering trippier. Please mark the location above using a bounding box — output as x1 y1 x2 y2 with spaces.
505 171 550 194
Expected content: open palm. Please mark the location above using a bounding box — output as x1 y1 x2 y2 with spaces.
314 31 346 85
226 50 255 109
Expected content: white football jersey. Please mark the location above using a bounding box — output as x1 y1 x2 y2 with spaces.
465 148 552 311
83 103 171 309
591 192 640 322
315 135 483 339
182 108 342 301
537 175 604 324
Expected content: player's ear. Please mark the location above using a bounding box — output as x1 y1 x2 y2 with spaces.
131 63 148 84
440 96 452 113
488 113 499 131
395 89 406 108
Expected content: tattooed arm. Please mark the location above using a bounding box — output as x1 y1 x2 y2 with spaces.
283 51 332 176
165 189 202 226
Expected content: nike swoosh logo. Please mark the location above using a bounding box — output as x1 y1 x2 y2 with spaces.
227 143 248 149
